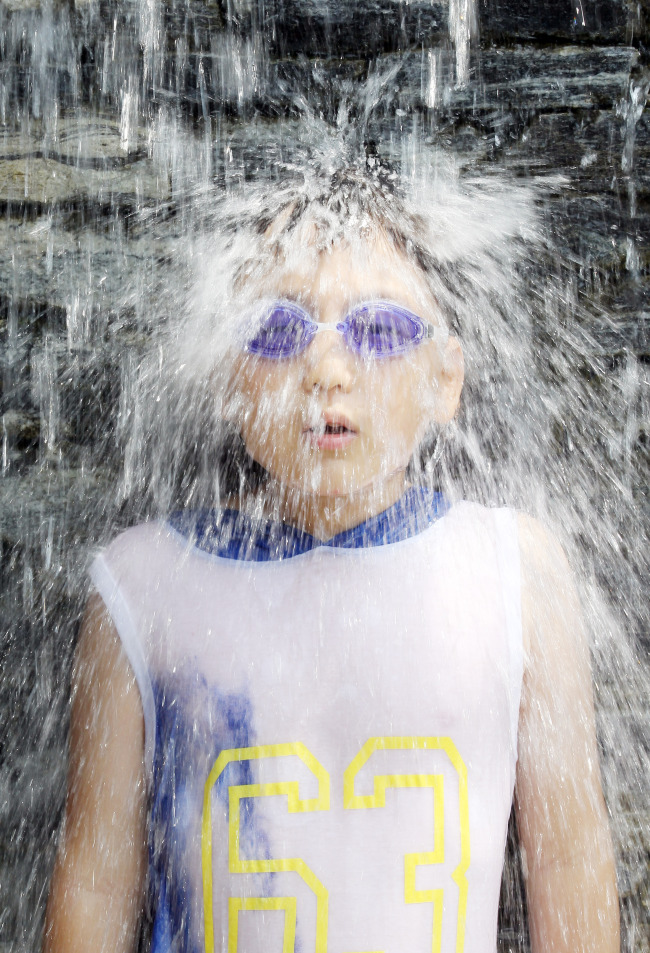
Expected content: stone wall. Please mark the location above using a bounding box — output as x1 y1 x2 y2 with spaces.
0 1 648 951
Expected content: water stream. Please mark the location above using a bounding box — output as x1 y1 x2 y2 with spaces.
0 2 648 951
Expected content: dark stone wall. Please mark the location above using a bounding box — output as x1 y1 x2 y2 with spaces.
0 1 647 950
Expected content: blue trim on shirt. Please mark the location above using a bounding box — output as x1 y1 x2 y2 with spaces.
167 487 448 562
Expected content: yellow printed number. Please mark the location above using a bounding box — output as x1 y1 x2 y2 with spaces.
202 743 330 953
202 738 469 953
344 737 469 953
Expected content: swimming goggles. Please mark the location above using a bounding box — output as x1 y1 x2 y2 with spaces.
244 299 447 360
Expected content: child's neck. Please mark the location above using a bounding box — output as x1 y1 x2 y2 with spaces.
255 471 409 541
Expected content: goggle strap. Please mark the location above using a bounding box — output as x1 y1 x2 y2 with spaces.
426 324 449 347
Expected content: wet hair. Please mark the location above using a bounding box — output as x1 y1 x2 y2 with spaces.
217 159 463 335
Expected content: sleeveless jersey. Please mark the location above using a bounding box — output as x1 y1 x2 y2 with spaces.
90 501 523 953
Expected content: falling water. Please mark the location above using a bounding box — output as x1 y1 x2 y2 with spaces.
0 1 648 952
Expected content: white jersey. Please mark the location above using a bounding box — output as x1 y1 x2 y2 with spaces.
90 501 523 953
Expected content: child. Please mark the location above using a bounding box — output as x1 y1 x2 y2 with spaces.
44 165 619 953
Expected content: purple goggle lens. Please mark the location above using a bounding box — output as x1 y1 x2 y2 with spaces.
245 301 434 360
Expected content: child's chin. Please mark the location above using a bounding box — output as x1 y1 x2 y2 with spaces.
303 472 383 500
288 470 360 499
285 454 401 500
300 479 351 499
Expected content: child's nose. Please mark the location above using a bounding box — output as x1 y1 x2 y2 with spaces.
301 330 354 393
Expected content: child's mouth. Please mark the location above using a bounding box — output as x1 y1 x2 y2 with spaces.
305 416 357 451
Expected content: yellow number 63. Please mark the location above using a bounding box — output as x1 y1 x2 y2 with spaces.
202 737 469 953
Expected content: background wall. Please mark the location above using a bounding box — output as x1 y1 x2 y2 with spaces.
0 1 648 950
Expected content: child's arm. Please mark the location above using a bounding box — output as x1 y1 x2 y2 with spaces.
44 594 147 953
515 515 619 953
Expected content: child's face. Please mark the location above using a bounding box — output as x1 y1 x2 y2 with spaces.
227 236 463 503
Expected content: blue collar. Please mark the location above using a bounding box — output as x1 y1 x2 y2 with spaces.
167 487 448 562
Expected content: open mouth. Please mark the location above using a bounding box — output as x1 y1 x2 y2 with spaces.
305 415 357 450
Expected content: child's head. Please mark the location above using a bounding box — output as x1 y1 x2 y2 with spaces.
224 217 464 518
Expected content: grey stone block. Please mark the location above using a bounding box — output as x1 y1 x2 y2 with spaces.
480 0 631 42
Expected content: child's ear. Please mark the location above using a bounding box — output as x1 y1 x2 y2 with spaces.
433 335 464 425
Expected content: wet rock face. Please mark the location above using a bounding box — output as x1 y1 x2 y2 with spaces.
482 0 631 40
0 2 648 952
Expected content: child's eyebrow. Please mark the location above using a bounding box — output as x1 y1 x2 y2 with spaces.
271 289 312 310
267 293 439 324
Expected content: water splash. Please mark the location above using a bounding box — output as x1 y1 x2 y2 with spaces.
0 3 648 952
449 0 476 87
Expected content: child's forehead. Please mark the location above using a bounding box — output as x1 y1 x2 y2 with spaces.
250 231 439 318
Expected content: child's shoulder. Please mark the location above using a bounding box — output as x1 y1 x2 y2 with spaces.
90 518 185 591
95 519 172 562
516 511 572 578
438 498 520 544
515 512 582 663
446 502 567 571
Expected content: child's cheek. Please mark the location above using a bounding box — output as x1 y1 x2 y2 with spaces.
235 362 297 421
234 366 307 471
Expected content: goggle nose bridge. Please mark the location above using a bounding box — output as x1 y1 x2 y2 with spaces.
308 320 350 336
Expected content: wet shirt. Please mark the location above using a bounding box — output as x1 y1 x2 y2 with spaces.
90 495 523 953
